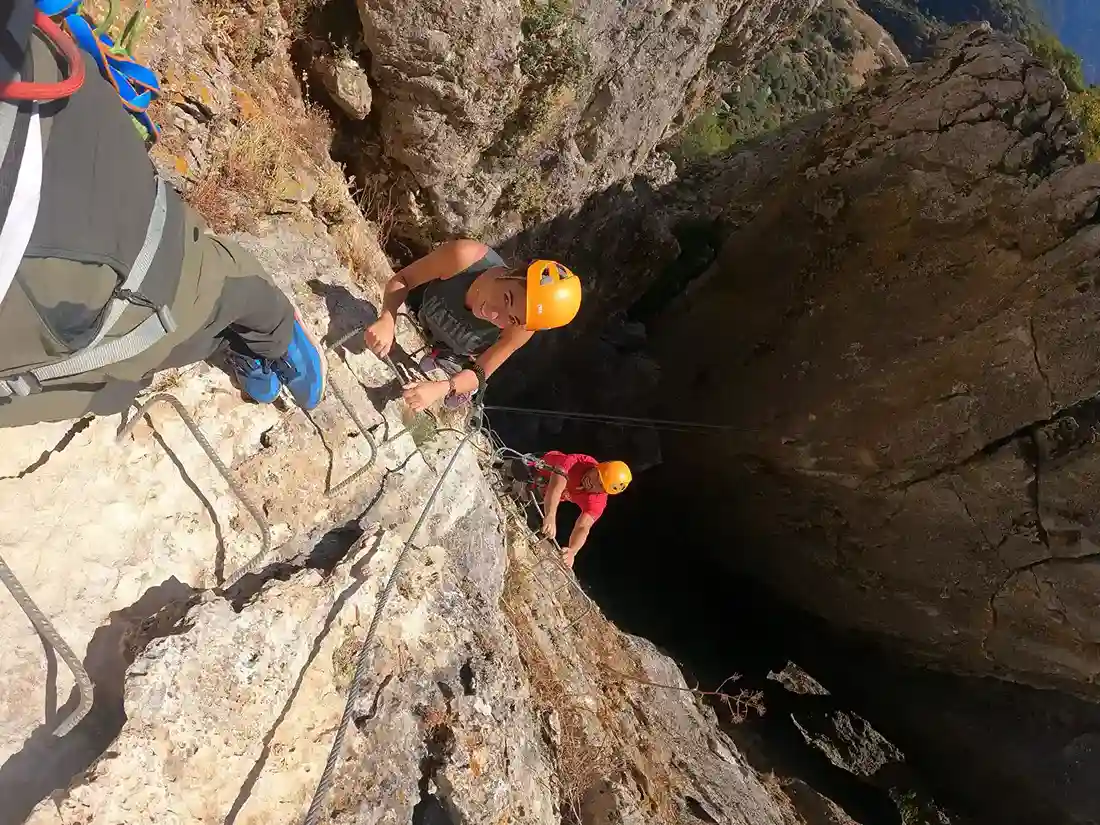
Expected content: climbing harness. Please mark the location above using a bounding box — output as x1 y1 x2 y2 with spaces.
484 404 740 434
33 0 161 141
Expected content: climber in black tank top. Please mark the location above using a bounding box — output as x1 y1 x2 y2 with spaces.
364 239 582 412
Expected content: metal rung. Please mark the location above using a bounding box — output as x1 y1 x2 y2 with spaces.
0 555 93 737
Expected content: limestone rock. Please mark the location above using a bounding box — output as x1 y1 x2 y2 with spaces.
833 0 908 90
308 40 373 121
353 0 821 241
506 24 1100 701
0 215 415 822
1 220 797 825
11 424 798 825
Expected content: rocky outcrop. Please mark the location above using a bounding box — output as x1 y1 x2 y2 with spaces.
520 24 1100 697
0 217 803 825
306 40 373 120
340 0 821 242
833 0 907 89
652 24 1100 695
0 2 823 821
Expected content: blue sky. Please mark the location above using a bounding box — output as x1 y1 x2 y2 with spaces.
1040 0 1100 84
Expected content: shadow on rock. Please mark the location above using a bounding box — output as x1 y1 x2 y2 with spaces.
308 278 379 347
307 278 427 412
0 578 199 825
223 533 382 825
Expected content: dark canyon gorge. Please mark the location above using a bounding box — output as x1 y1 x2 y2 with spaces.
493 22 1100 825
7 1 1100 824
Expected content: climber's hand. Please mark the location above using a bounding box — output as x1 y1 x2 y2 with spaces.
539 515 556 539
402 380 448 412
364 314 396 358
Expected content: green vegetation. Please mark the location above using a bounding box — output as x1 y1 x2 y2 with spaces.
1068 86 1100 160
860 0 1040 57
1022 29 1086 91
669 0 1100 164
865 1 1100 161
518 0 586 87
674 110 739 160
490 0 587 160
671 2 863 160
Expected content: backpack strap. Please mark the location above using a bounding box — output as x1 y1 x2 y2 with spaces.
0 175 176 399
0 99 40 315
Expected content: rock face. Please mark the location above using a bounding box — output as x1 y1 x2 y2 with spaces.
307 40 373 121
1 216 799 825
0 0 835 822
833 0 907 89
349 0 821 242
536 24 1100 697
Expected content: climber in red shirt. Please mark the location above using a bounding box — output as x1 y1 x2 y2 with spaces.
502 451 632 568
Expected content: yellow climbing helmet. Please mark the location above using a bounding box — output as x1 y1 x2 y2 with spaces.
525 259 581 331
596 460 632 495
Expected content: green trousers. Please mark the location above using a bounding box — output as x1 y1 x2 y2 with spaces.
0 206 294 429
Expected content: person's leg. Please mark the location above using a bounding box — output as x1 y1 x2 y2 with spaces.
161 233 325 409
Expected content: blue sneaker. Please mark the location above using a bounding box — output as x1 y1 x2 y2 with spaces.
226 351 280 404
271 313 327 410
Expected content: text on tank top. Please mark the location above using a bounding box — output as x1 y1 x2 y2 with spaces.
413 250 505 356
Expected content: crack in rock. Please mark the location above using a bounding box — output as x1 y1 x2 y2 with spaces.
223 532 382 825
0 416 92 480
1027 314 1055 411
984 549 1100 656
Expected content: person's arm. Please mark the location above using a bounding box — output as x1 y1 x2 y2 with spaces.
403 325 534 410
451 326 534 394
366 239 489 356
540 471 567 535
382 239 489 317
561 512 596 568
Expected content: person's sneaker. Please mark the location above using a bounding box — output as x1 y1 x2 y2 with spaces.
226 351 280 404
272 313 327 410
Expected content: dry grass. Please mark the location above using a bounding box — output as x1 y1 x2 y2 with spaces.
187 98 343 232
502 586 626 823
501 525 678 824
85 0 376 262
761 771 809 825
353 177 400 252
188 113 291 231
325 175 403 282
497 509 777 824
80 0 161 50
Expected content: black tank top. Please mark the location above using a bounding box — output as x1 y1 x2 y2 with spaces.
407 249 506 357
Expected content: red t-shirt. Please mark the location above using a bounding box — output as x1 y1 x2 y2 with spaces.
534 451 608 521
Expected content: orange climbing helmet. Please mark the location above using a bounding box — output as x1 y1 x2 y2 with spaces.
525 259 582 331
596 460 632 495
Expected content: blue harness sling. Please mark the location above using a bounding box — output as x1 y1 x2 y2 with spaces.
35 0 161 141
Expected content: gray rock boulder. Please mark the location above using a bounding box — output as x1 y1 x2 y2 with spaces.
353 0 821 242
